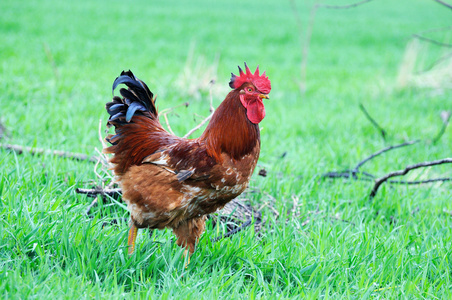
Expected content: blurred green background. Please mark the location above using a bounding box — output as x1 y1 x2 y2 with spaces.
1 0 451 298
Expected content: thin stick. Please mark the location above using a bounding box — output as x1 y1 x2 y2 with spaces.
163 113 175 135
76 187 122 198
413 34 452 48
369 158 452 199
359 103 387 141
1 143 98 163
158 102 190 116
433 0 452 10
0 120 7 140
322 140 420 181
317 0 375 9
86 198 98 216
353 140 420 172
183 83 216 138
416 51 452 74
433 111 451 144
389 177 452 185
211 219 252 243
183 112 214 138
322 170 374 181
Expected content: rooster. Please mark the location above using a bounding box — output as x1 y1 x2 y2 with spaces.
104 63 271 257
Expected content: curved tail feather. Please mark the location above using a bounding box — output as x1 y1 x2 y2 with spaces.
104 70 169 175
107 70 157 124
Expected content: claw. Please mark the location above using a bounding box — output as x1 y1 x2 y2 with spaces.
184 249 191 268
128 222 138 255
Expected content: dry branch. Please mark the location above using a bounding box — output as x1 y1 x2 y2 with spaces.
433 111 451 144
369 158 452 198
183 82 216 138
359 103 387 141
322 140 420 180
0 143 98 163
413 34 452 48
433 0 452 10
0 120 7 140
317 0 375 9
76 187 122 198
322 141 451 198
352 140 420 172
183 112 214 138
163 113 175 135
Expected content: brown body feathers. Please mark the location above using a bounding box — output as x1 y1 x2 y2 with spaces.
104 67 270 254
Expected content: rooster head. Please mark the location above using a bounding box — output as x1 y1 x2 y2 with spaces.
229 63 271 124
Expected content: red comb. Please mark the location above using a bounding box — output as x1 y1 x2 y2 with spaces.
229 63 271 94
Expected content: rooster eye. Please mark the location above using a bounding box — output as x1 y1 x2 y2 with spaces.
247 87 253 92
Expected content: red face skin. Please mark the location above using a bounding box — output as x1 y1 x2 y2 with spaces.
229 64 271 124
239 85 267 124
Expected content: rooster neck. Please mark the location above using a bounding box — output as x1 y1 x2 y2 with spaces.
201 90 260 161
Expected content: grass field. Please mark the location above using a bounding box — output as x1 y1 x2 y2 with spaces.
1 0 452 298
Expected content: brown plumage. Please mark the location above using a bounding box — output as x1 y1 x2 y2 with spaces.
104 64 271 255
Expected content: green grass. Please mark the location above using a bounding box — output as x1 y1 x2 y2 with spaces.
1 0 452 298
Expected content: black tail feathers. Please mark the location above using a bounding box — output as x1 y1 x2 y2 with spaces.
106 70 157 125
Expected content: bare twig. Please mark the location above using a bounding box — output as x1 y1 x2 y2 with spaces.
317 0 375 9
359 103 387 141
156 102 190 135
183 111 214 138
433 0 452 10
329 213 356 226
75 187 122 198
183 82 216 138
322 140 420 180
370 158 452 199
417 51 452 74
0 120 7 140
300 208 323 227
389 177 452 185
413 34 452 48
163 113 175 135
158 102 190 116
432 111 451 144
1 143 98 163
322 170 374 181
352 140 420 172
211 219 252 243
289 0 319 92
86 198 98 216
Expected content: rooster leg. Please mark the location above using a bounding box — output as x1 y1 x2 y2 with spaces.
173 216 207 265
128 221 138 255
183 249 190 267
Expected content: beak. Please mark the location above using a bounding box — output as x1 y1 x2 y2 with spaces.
259 94 269 100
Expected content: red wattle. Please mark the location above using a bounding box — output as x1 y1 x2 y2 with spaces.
246 98 265 124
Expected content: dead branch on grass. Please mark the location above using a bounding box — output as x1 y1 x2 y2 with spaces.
369 158 452 198
183 112 214 138
183 80 216 138
76 187 122 198
413 34 452 48
322 140 451 198
359 103 387 141
433 0 452 10
322 140 420 180
432 111 451 144
0 143 98 163
290 0 376 92
317 0 375 9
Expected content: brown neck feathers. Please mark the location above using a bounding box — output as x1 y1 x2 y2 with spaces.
201 89 260 161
